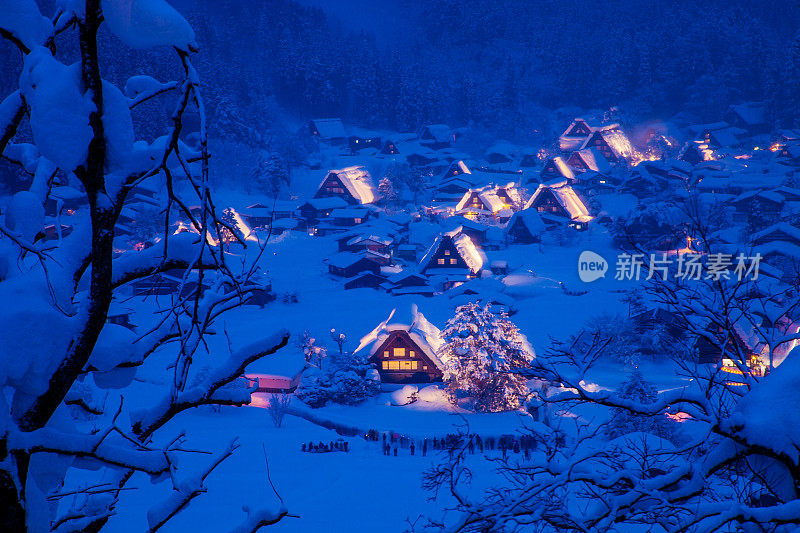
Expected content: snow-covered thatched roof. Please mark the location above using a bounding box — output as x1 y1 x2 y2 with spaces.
303 196 349 210
322 166 378 204
311 118 346 139
327 251 371 269
420 124 452 144
418 228 486 275
507 208 545 235
583 129 636 161
569 148 611 173
525 181 591 221
354 305 447 369
728 102 767 126
347 234 393 247
454 186 507 213
730 189 785 206
750 223 800 245
545 156 575 181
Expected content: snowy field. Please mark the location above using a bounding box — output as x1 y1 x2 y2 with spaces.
92 224 694 532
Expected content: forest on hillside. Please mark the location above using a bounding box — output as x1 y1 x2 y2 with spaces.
3 0 800 144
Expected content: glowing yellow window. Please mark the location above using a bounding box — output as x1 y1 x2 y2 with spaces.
409 351 415 357
393 347 405 357
388 361 399 370
411 361 418 369
444 250 450 255
400 361 412 370
438 258 445 265
383 351 389 357
449 258 457 264
423 365 428 370
382 361 389 370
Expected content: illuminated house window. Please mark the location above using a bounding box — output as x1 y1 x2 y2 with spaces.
438 258 446 265
423 365 428 370
383 351 389 357
411 361 418 369
449 258 457 264
393 347 405 357
444 249 450 255
388 361 400 370
382 361 389 369
354 218 362 224
409 351 415 357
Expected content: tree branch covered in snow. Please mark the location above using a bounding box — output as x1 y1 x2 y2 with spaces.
426 230 800 532
0 1 290 531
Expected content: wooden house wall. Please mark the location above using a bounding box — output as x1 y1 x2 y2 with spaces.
423 237 469 272
314 173 357 204
530 189 569 218
370 331 442 383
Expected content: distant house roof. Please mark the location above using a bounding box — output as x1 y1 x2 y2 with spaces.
703 127 741 148
310 118 347 140
354 305 446 369
328 251 373 269
730 189 785 207
582 128 636 161
321 166 379 204
347 234 393 246
303 197 349 211
331 207 370 218
750 223 800 244
420 124 453 144
728 102 767 127
418 227 486 275
507 208 545 235
544 156 575 181
525 180 592 221
568 148 612 173
454 186 507 213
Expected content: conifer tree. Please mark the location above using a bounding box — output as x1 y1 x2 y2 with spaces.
439 302 533 412
605 369 674 441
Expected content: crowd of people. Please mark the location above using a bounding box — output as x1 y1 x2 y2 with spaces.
300 429 565 459
301 440 349 453
364 429 555 460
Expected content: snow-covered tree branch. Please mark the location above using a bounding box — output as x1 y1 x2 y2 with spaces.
0 1 290 531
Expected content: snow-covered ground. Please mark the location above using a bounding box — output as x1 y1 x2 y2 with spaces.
93 207 697 531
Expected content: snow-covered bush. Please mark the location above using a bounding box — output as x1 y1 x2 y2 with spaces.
267 393 292 428
390 385 418 406
439 302 534 412
296 350 380 408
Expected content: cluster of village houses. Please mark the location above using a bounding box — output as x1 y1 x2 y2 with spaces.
39 102 800 388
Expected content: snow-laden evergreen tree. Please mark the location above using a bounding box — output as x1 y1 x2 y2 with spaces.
250 150 288 197
378 176 396 210
605 369 675 441
439 302 533 412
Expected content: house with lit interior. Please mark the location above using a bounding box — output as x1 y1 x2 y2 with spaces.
418 227 486 278
566 148 612 174
309 118 347 144
418 124 454 150
354 306 445 384
579 126 636 164
454 186 509 219
314 166 379 206
525 180 593 231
